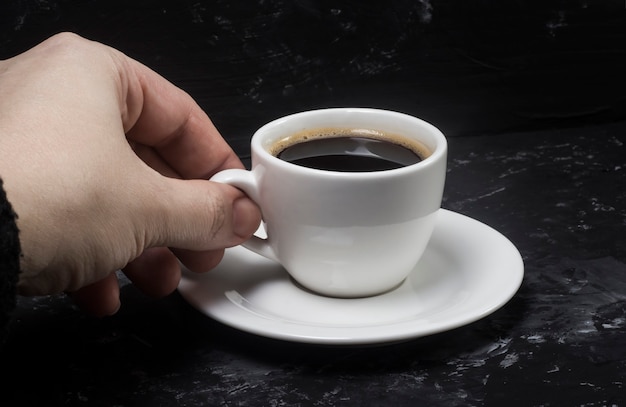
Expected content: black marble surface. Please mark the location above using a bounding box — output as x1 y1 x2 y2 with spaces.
2 1 626 406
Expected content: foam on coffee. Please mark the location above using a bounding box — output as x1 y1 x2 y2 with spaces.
268 127 432 161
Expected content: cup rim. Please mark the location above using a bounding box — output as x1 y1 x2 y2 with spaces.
250 107 447 178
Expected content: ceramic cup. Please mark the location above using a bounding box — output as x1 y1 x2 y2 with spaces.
211 108 447 298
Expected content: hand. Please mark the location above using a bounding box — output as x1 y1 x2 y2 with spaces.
0 33 261 316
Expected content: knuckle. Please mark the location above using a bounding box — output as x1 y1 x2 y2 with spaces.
206 193 227 240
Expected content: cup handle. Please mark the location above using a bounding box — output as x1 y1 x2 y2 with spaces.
210 169 279 263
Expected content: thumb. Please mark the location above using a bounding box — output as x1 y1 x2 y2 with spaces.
146 178 261 252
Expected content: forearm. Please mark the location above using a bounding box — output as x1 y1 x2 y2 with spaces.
0 178 21 342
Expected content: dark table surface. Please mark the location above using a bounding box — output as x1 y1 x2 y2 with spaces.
2 1 626 406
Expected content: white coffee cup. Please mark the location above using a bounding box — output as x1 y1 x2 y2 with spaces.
211 108 447 298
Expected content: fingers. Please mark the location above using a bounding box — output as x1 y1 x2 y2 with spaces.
120 57 243 179
145 178 261 251
130 141 181 178
68 249 178 316
69 249 184 316
109 42 262 263
171 248 225 273
69 273 120 318
122 247 181 297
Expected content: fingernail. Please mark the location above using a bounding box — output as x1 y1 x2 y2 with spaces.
233 197 260 239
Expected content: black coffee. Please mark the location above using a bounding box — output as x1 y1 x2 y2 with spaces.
274 131 428 172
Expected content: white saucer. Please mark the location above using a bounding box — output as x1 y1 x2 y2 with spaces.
178 209 524 345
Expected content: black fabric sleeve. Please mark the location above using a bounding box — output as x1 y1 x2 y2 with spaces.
0 178 20 342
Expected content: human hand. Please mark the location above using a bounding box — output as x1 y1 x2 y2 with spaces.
0 33 261 316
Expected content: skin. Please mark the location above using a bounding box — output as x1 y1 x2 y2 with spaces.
0 33 262 317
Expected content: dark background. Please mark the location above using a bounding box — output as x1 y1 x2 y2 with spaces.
2 1 626 406
2 0 624 157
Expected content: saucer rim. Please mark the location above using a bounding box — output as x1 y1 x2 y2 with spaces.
178 209 524 345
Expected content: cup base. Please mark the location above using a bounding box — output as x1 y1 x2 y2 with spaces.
289 276 407 299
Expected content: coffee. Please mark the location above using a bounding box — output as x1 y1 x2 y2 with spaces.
271 128 430 172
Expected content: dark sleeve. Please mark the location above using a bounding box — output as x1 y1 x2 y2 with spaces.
0 178 21 342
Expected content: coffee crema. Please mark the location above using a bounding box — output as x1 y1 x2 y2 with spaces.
269 128 431 172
